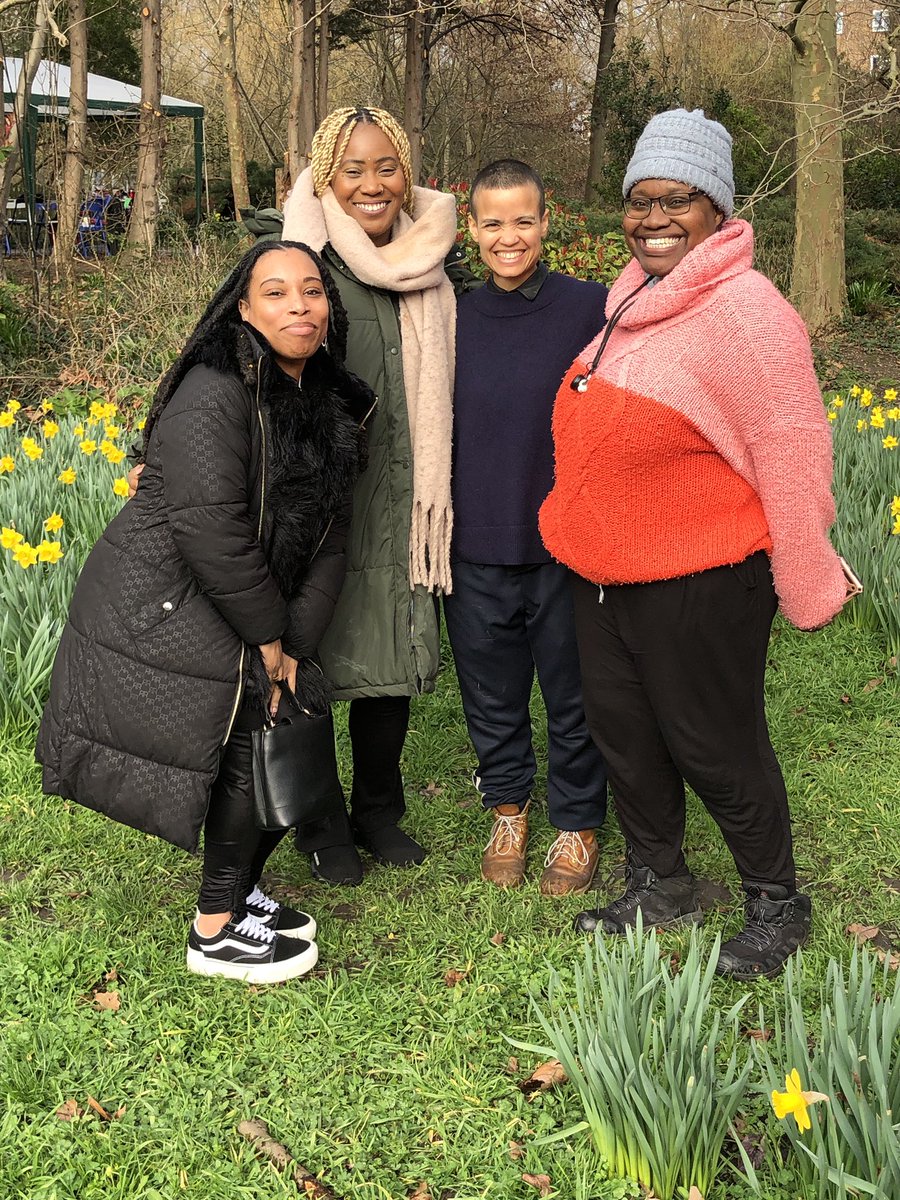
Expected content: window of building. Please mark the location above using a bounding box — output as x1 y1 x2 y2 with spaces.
872 8 889 31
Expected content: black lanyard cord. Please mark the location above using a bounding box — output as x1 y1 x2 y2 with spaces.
570 275 653 392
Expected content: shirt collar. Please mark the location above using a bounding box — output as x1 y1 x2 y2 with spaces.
485 260 548 301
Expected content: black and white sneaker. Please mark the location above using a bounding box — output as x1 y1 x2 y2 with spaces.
245 885 317 940
186 912 318 984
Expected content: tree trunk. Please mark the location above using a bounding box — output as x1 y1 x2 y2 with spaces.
127 0 164 255
287 0 316 181
0 0 50 230
52 0 88 283
216 0 250 216
584 0 621 202
403 2 426 185
790 0 845 333
316 2 329 124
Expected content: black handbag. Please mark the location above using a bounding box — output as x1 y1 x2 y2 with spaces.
251 692 344 831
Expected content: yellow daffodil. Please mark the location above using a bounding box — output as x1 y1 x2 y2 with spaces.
827 410 837 422
41 400 54 412
892 496 900 517
12 542 38 569
36 539 63 563
99 439 115 456
58 467 77 485
883 436 899 450
44 512 64 533
73 424 85 437
887 408 900 421
21 437 43 461
136 417 146 431
849 385 861 397
79 439 98 455
6 399 20 414
771 1069 828 1133
0 456 14 474
43 419 60 439
857 419 867 431
0 411 14 428
105 446 125 465
893 517 900 537
871 412 886 429
861 389 874 406
112 477 130 497
89 401 106 421
885 388 898 402
104 423 121 439
831 396 844 408
1 526 24 549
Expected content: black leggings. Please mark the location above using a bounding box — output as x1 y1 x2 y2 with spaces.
197 708 286 916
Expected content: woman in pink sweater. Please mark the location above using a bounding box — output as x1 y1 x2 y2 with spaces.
540 109 856 979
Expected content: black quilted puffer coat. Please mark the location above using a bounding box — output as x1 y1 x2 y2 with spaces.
36 324 372 853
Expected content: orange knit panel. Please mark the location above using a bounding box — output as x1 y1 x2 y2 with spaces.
540 369 773 585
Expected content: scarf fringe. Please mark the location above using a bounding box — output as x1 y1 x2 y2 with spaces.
409 501 453 594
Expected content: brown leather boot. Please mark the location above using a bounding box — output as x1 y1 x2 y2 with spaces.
539 830 599 896
481 801 530 888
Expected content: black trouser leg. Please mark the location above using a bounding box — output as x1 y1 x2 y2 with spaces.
348 695 410 835
199 709 286 916
294 694 410 851
570 553 795 891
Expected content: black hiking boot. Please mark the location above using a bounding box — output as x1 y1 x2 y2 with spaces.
574 854 702 935
716 886 811 980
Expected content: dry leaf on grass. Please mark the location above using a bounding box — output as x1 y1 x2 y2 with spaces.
840 693 851 704
55 1099 83 1121
521 1172 553 1196
420 782 444 798
744 1028 773 1042
443 968 470 987
408 1184 433 1200
688 1189 705 1200
519 1059 567 1099
508 1140 525 1160
92 990 121 1012
862 677 882 693
876 948 900 970
237 1117 336 1198
848 923 881 942
505 1056 519 1074
86 1095 125 1121
489 931 506 946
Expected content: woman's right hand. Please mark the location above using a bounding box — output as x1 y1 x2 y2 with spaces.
259 640 299 715
127 462 144 498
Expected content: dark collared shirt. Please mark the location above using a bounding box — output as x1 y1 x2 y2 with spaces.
485 261 549 301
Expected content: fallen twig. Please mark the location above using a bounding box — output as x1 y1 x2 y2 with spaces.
237 1118 338 1198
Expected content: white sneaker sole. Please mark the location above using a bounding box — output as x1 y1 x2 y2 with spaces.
276 916 317 940
186 940 319 984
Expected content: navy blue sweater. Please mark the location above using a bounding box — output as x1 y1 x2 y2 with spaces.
452 271 608 564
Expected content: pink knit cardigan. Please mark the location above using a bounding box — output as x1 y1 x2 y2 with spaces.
542 219 847 630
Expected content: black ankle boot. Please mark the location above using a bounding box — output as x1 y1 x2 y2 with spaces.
308 843 364 887
574 856 702 935
356 824 426 867
716 886 811 979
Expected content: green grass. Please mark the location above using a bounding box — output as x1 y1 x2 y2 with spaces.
0 617 898 1200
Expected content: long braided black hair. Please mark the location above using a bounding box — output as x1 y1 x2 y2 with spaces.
142 239 353 453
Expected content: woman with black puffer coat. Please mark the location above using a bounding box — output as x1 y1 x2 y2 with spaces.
36 240 373 985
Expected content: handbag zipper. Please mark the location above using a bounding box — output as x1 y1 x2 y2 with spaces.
223 368 266 745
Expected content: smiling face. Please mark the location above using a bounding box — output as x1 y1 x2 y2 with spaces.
623 178 723 277
237 248 330 381
330 121 407 247
467 183 549 291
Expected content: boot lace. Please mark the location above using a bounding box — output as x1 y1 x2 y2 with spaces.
246 885 279 914
232 912 277 944
485 811 526 855
544 831 590 869
728 897 783 952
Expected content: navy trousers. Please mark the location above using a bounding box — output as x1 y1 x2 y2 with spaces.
443 561 607 831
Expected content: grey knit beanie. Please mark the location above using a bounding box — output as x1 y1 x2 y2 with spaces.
622 108 734 217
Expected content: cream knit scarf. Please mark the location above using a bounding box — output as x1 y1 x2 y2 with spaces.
282 168 457 592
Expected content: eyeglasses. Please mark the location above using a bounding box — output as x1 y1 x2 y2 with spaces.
623 191 702 218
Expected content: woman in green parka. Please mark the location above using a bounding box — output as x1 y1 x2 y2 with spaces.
282 106 460 885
